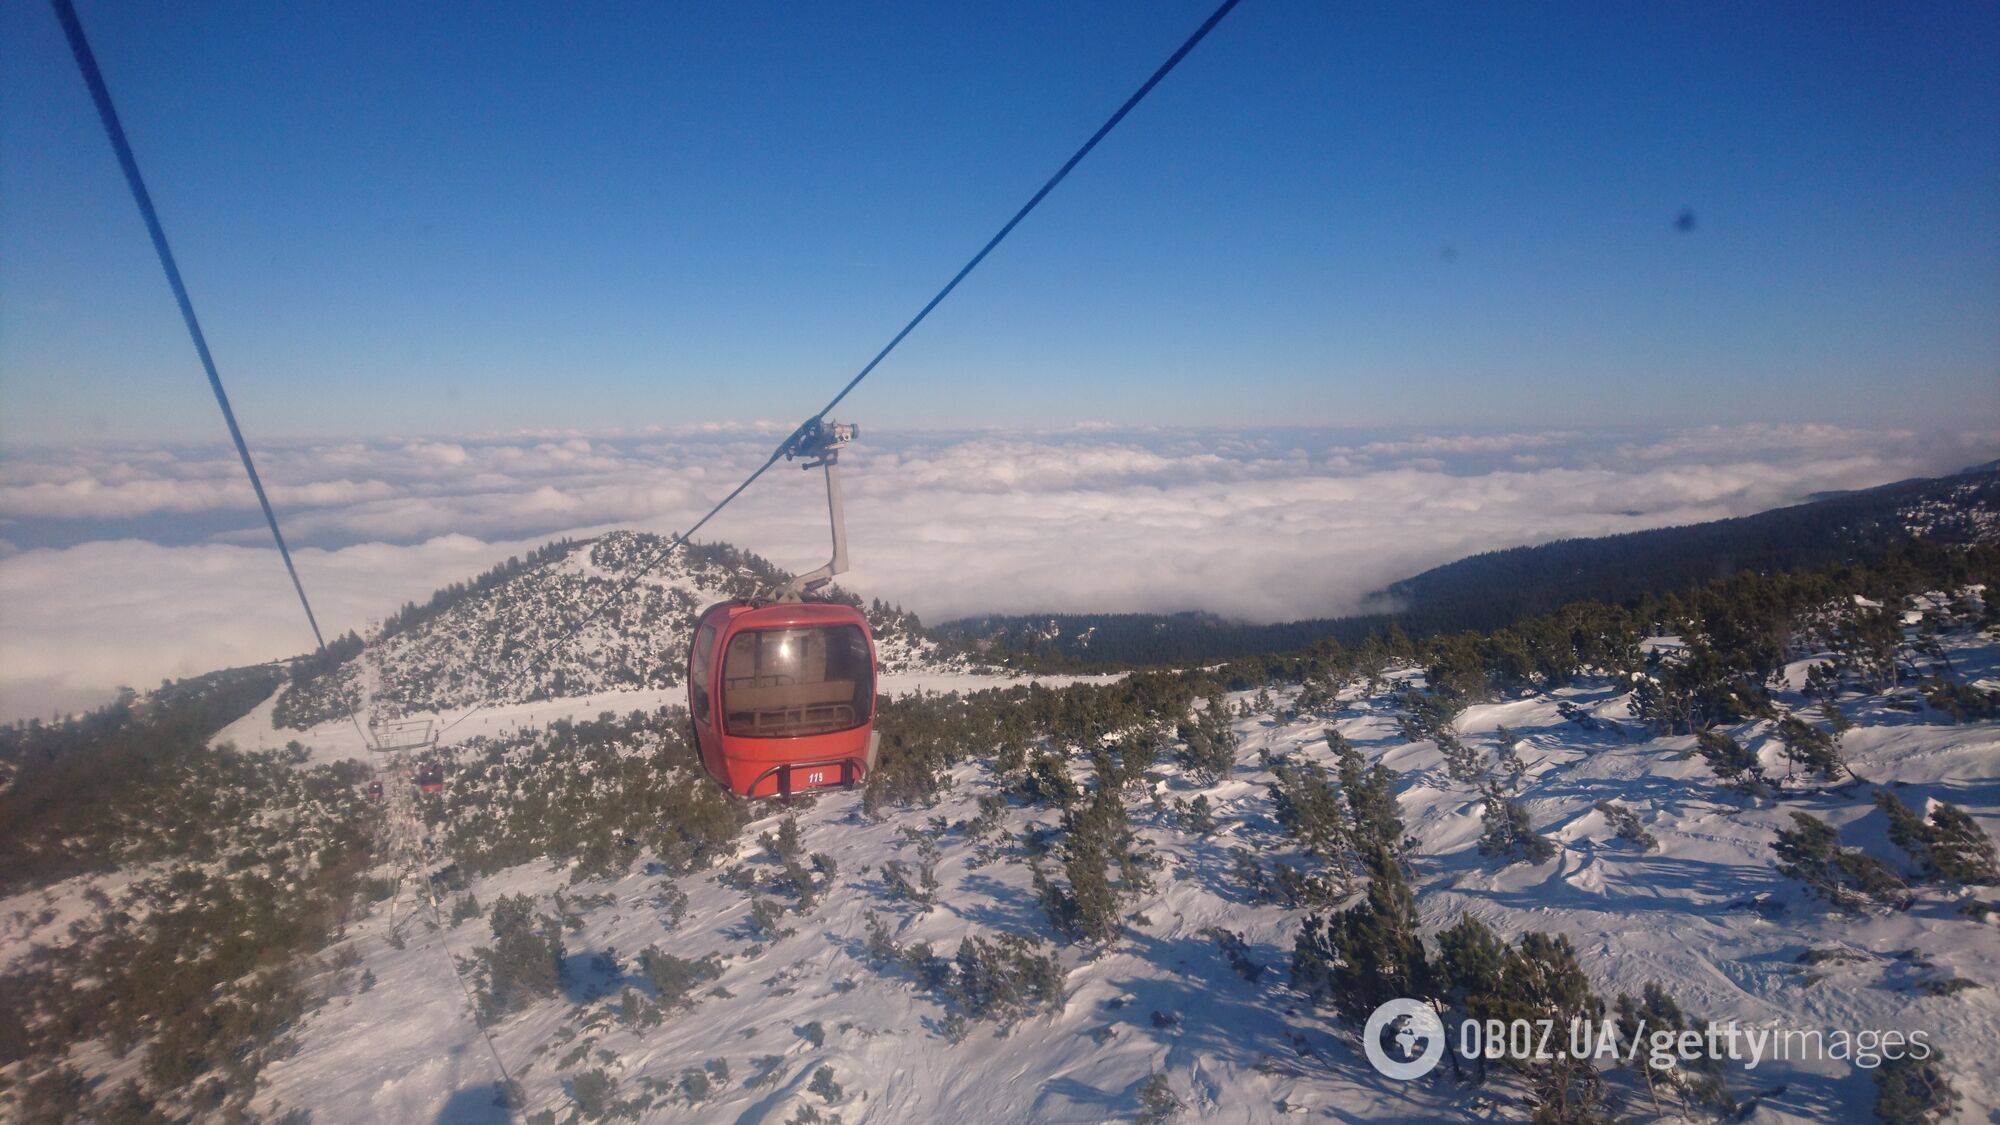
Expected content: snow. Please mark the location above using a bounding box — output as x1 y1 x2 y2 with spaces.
12 527 1994 1122
0 870 138 976
876 670 1124 697
246 629 2000 1122
214 671 1122 768
208 529 1091 766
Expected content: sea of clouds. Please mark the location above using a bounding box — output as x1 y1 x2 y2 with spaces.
2 421 1993 723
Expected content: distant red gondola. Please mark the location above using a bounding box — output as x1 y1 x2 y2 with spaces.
687 419 879 798
366 780 384 800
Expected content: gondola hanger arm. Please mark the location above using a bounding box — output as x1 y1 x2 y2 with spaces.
773 419 857 601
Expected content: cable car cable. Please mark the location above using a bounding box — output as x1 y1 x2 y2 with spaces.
52 0 377 752
434 458 774 735
436 0 1243 735
53 0 1242 1092
807 0 1242 427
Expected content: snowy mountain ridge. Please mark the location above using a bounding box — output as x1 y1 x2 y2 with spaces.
272 531 951 730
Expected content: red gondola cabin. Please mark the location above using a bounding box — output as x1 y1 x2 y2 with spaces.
416 765 444 795
366 780 384 800
688 599 879 798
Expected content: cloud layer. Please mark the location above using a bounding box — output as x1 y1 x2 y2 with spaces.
3 422 1993 722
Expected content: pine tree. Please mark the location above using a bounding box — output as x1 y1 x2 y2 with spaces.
1492 727 1527 794
761 816 803 863
1034 782 1127 946
1694 729 1770 796
1180 794 1217 835
1631 638 1768 735
639 946 722 1007
863 910 899 963
1775 715 1846 783
1114 725 1166 788
1926 803 2000 885
1023 751 1080 809
1773 813 1911 913
954 938 991 1018
1426 632 1493 701
1335 737 1405 854
571 1069 619 1118
1479 792 1557 864
1230 847 1270 902
1593 801 1658 851
1873 1051 1959 1123
1136 1073 1182 1123
746 895 792 939
1831 605 1904 692
1435 915 1508 1080
1921 677 2000 722
1803 659 1839 700
1436 917 1609 1116
1268 756 1351 867
1295 677 1334 714
1877 791 1999 885
1291 846 1430 1018
1383 623 1416 663
1615 982 1731 1116
1203 927 1263 983
945 934 1063 1024
479 894 561 1020
1511 934 1608 1124
1175 697 1239 784
1485 629 1537 695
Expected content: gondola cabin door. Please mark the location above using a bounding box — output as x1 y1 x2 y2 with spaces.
689 600 879 799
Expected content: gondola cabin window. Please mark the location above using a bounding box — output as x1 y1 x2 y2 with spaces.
722 625 872 737
689 623 716 725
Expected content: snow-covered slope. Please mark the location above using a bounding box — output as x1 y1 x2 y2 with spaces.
250 621 2000 1123
11 534 2000 1124
267 531 960 731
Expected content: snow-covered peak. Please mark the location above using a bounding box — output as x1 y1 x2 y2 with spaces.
271 532 955 729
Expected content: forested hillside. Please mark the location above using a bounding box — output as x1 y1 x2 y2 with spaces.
1 673 378 1120
940 465 2000 668
0 666 288 891
1382 465 2000 633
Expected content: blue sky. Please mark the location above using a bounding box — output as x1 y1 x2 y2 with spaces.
3 0 1996 446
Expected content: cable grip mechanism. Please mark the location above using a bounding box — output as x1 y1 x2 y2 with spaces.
772 418 857 601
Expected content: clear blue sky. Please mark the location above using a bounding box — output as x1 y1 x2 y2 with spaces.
3 0 1996 446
